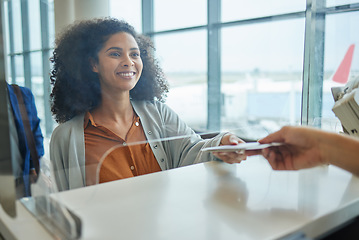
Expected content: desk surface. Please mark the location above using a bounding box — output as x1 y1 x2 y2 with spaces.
2 156 359 240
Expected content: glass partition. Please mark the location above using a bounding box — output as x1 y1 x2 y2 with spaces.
92 133 225 186
0 0 81 238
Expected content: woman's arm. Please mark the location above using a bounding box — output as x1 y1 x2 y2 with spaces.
157 102 245 166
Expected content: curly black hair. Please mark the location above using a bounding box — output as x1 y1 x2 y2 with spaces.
50 18 169 123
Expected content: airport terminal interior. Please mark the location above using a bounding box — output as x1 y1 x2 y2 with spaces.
1 0 359 239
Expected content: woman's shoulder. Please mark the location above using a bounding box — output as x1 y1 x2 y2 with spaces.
51 114 84 139
131 99 174 114
131 99 165 109
132 101 181 128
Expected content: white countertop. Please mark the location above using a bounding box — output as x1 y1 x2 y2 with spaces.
58 156 359 240
2 156 359 240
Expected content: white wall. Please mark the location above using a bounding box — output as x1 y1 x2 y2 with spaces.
54 0 110 35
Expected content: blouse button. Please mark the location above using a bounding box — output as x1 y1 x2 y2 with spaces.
123 142 127 146
161 159 164 162
135 122 139 126
130 166 135 170
148 131 152 135
154 144 158 149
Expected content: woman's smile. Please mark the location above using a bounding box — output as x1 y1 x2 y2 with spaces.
117 71 136 78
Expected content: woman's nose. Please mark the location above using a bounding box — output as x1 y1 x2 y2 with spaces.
122 56 134 67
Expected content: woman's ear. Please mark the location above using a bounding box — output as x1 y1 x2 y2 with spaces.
89 58 98 73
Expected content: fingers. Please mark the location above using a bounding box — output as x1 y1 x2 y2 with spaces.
265 149 281 169
262 148 283 170
220 133 245 145
244 149 262 156
262 146 294 170
228 134 240 144
212 151 247 164
235 135 246 144
258 126 289 144
216 134 247 164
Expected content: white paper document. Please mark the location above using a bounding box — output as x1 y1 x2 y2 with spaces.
201 142 283 153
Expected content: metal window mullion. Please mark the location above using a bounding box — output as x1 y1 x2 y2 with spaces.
142 0 154 37
207 0 221 131
302 0 325 127
148 11 306 36
9 55 16 83
0 0 17 218
7 0 16 84
302 0 313 125
221 11 306 28
20 0 31 89
321 3 359 14
40 0 53 136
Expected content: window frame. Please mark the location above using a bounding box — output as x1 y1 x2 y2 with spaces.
5 0 359 136
5 0 53 136
143 0 359 130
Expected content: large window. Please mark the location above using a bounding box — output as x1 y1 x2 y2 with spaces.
137 0 359 140
153 0 207 31
109 0 142 32
3 0 359 141
321 10 359 131
3 0 54 137
222 0 305 22
154 30 208 131
221 18 305 139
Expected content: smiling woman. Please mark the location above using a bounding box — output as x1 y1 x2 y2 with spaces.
50 18 168 123
49 17 247 192
90 32 143 96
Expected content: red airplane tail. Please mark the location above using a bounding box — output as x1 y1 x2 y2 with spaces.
332 44 355 84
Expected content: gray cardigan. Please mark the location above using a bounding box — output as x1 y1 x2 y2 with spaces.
50 100 225 191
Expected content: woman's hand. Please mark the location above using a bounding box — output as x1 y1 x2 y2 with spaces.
212 133 247 164
258 126 324 170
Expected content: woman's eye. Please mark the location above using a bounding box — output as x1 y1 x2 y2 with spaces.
110 52 120 57
131 52 140 57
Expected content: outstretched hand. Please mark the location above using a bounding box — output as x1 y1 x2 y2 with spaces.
212 133 247 164
258 126 325 170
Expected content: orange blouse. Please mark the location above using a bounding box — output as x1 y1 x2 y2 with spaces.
84 112 161 186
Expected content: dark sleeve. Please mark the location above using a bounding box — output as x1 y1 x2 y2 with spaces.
21 87 45 158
